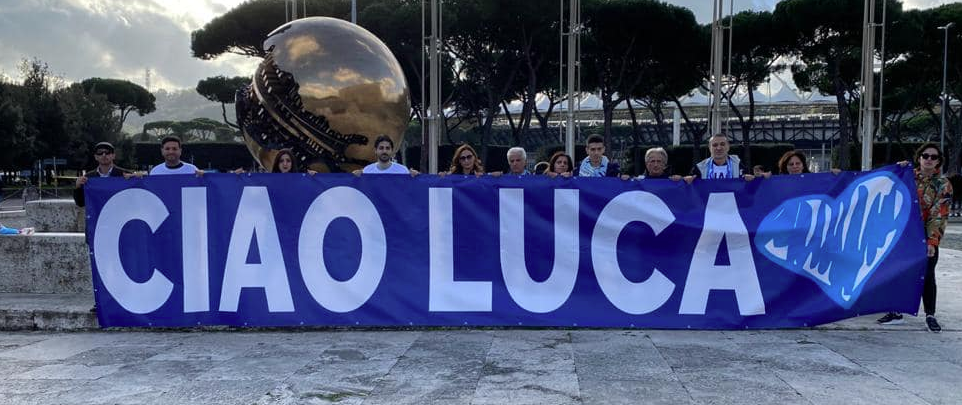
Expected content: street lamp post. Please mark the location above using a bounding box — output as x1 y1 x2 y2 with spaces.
939 22 954 154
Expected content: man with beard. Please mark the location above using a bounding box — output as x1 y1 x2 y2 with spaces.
150 136 203 176
355 135 419 175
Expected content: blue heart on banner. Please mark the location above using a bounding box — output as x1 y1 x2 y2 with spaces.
754 171 912 309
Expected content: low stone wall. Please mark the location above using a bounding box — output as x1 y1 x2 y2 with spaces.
0 233 91 294
0 209 27 229
25 199 85 232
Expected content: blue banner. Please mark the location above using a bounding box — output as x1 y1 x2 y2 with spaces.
85 165 927 328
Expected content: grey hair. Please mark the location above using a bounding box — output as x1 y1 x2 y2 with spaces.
645 147 668 162
507 147 526 160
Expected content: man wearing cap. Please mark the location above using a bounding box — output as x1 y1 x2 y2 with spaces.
73 142 132 207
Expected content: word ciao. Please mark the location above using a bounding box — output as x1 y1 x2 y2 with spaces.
93 186 765 317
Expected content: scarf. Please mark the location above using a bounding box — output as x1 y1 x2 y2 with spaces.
702 157 735 179
579 156 609 177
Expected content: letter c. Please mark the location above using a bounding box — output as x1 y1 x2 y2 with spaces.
591 191 676 314
93 189 173 314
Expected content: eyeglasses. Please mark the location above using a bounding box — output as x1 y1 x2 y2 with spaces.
459 155 474 161
94 151 111 156
921 153 940 161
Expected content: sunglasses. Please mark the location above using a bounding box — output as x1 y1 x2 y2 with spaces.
921 153 940 161
94 150 112 156
459 155 474 161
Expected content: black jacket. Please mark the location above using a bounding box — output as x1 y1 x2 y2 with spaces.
73 166 132 207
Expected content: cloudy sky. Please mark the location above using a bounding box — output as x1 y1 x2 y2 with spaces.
0 0 953 92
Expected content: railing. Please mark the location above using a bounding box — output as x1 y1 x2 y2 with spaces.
0 186 74 211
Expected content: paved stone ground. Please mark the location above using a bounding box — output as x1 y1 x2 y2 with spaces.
1 225 960 404
1 328 961 405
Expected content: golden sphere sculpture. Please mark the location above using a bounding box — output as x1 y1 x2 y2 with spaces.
236 17 410 173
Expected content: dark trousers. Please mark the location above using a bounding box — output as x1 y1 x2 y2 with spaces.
923 247 938 316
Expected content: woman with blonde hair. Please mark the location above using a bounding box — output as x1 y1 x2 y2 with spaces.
447 144 485 175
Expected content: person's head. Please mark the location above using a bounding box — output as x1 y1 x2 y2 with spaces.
507 147 527 174
585 134 606 163
160 136 183 166
449 144 483 174
644 147 668 176
271 149 298 173
373 135 395 164
547 151 573 174
93 142 115 166
778 150 810 175
752 165 767 177
915 142 943 173
533 161 550 173
708 133 730 162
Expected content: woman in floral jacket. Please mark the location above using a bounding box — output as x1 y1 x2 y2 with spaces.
878 143 954 332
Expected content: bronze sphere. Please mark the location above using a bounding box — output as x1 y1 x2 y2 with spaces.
236 17 410 173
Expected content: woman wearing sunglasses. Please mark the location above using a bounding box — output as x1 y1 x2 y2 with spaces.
446 144 485 175
878 143 954 332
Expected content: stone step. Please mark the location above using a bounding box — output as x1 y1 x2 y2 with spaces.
0 209 27 229
26 199 85 233
0 293 98 330
0 232 91 294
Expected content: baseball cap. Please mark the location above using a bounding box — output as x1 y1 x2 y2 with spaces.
94 142 115 153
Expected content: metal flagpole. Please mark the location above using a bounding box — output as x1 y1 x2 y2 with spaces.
558 0 564 145
564 0 579 158
876 0 888 151
421 0 427 171
858 0 880 171
426 0 441 173
709 0 724 136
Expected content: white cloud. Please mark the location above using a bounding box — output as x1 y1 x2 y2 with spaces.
0 0 954 92
0 0 249 91
663 0 769 23
902 0 957 9
664 0 952 23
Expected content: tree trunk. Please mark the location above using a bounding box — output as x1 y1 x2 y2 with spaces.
725 89 752 169
502 100 519 145
951 106 961 175
600 88 623 147
220 103 238 129
517 64 540 149
673 98 705 164
602 100 615 147
625 99 641 147
534 97 559 139
832 59 852 170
